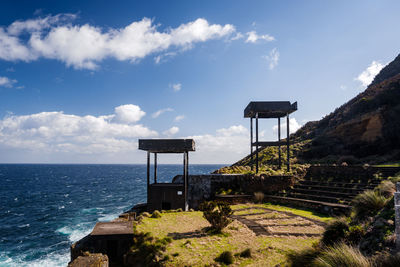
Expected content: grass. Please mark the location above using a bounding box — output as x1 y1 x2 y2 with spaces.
136 203 327 266
231 203 333 223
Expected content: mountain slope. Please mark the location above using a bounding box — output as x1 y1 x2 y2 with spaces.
293 53 400 163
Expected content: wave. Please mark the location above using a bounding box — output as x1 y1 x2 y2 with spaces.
56 225 92 242
0 250 69 267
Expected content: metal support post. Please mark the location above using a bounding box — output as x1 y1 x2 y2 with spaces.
256 112 259 173
147 151 150 205
286 114 290 171
250 118 253 171
278 117 281 169
154 153 157 184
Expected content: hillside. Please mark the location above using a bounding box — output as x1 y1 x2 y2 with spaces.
293 53 400 164
223 53 400 172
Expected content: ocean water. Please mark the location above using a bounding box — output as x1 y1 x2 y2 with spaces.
0 164 223 267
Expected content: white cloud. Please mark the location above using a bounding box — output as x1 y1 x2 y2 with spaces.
113 104 146 123
0 105 157 158
186 125 249 164
170 83 182 92
0 15 236 69
174 115 185 122
245 31 275 43
0 76 17 87
163 126 179 136
356 61 385 87
263 48 279 70
152 108 173 118
272 118 302 135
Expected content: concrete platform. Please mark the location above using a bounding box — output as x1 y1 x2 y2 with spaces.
90 221 134 236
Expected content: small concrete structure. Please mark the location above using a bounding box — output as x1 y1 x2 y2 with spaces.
139 139 195 211
395 182 400 250
244 101 297 172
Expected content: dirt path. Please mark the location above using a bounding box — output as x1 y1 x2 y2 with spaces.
232 207 326 237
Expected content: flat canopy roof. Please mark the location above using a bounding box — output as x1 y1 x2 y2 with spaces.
138 139 195 153
244 101 297 118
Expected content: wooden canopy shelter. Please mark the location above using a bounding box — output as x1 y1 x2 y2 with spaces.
138 139 195 211
244 101 297 173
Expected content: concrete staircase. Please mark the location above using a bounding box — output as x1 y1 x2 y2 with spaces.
266 166 400 215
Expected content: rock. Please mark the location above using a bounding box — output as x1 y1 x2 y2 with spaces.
68 253 108 267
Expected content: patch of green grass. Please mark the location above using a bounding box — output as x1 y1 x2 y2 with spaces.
373 163 400 167
232 203 333 223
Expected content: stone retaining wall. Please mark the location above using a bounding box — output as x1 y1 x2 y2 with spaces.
172 174 295 209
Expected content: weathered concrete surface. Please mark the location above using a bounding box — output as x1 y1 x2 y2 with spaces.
68 253 108 267
172 174 294 209
91 221 134 236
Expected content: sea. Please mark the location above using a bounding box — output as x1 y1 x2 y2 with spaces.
0 164 223 267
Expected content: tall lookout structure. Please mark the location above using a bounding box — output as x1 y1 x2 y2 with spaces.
244 101 297 173
139 139 195 212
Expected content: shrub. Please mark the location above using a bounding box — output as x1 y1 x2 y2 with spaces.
239 248 252 258
125 230 172 266
352 190 388 221
373 252 400 267
375 181 395 198
215 251 234 265
321 217 349 246
199 201 233 233
313 243 372 267
253 192 265 203
286 247 321 267
151 210 162 218
346 224 365 244
141 212 151 217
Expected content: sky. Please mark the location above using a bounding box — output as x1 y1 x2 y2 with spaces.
0 0 399 164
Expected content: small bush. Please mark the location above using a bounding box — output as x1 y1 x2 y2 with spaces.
176 208 183 212
321 217 349 246
151 210 162 218
253 192 265 203
286 247 321 267
375 181 395 198
215 251 234 265
199 201 233 233
313 243 372 267
239 248 252 258
352 190 388 220
346 225 365 244
373 252 400 267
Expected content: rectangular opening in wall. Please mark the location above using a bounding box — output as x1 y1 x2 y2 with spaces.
177 191 182 195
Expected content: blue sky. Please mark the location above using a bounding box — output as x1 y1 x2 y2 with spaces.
0 0 399 164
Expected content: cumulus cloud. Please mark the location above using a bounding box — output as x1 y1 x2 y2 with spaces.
0 15 236 69
356 61 385 87
186 125 249 164
0 76 17 87
272 118 301 135
0 104 157 157
113 104 146 123
263 48 279 70
245 31 275 43
163 126 179 136
174 115 185 122
152 108 173 118
170 83 182 92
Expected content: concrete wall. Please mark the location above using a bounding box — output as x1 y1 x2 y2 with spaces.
173 174 294 209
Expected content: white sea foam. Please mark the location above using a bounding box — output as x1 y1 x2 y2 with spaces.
56 225 92 242
0 250 69 267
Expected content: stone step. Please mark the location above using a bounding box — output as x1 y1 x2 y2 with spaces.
289 188 358 199
264 195 350 215
299 180 379 189
281 192 351 205
294 184 369 194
